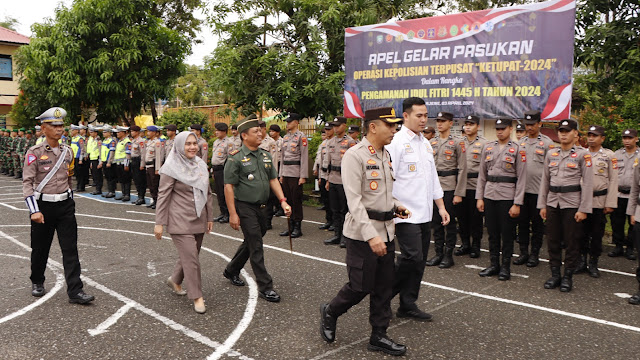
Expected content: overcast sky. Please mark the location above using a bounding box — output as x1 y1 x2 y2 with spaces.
3 0 216 66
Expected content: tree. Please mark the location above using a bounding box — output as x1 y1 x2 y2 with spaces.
174 64 212 106
0 16 20 31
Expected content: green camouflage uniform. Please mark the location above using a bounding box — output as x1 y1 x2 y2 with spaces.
0 134 6 172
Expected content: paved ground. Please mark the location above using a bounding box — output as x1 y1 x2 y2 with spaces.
1 175 640 360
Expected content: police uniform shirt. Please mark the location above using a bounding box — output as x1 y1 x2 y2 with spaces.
211 137 235 166
279 130 309 178
625 164 640 218
87 136 102 162
197 136 208 162
258 134 276 155
231 134 242 149
430 135 468 196
164 138 175 161
613 148 639 199
326 134 357 184
342 137 403 242
590 148 618 209
155 138 166 169
144 138 159 168
224 145 278 204
520 134 555 194
22 143 74 198
314 138 329 180
475 140 526 204
537 146 593 213
130 136 145 159
464 135 488 191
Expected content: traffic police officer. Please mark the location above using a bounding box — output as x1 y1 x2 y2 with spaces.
222 116 291 303
113 126 132 202
35 125 46 145
314 123 334 230
87 125 103 195
23 107 94 304
129 125 147 204
211 122 235 223
538 119 593 292
100 125 117 197
320 107 408 356
70 125 87 192
144 125 162 209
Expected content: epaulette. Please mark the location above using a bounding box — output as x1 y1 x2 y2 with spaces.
230 149 240 155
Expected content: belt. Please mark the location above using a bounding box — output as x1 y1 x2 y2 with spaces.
330 165 341 172
593 189 608 197
145 161 155 165
113 159 126 165
467 172 479 179
34 190 71 202
619 186 631 194
486 175 517 183
283 160 301 165
321 167 328 172
550 185 581 193
238 200 267 209
212 165 224 171
437 169 458 177
366 209 395 221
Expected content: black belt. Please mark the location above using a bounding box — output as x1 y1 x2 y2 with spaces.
437 169 458 177
238 200 267 209
321 167 328 172
619 186 631 194
145 161 154 165
467 172 479 179
283 160 301 165
366 209 395 221
593 189 608 197
212 165 224 171
487 175 517 183
550 185 581 193
330 165 341 172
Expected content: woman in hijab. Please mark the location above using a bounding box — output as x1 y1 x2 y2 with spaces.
154 131 214 314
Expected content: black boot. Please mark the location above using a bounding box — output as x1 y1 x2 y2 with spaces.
426 247 443 266
626 246 637 260
588 256 600 278
134 197 146 205
339 236 346 248
470 239 481 258
498 257 511 281
290 221 303 238
629 286 640 305
368 328 406 356
279 228 290 236
319 303 337 343
439 247 455 268
560 269 574 292
479 256 500 277
544 266 562 289
526 250 540 267
608 245 624 257
454 239 471 256
121 184 130 202
266 218 273 230
574 254 587 274
513 249 529 265
323 235 340 245
319 222 332 230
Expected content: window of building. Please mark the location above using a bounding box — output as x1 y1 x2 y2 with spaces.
0 55 12 81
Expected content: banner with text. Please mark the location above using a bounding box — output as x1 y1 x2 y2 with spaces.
343 0 576 121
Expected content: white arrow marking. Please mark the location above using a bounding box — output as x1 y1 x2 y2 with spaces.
88 303 134 336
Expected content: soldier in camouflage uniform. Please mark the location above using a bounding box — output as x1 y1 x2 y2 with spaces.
0 129 6 174
7 129 19 177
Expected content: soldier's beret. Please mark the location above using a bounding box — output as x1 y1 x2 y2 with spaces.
190 123 202 131
147 125 159 132
130 125 141 132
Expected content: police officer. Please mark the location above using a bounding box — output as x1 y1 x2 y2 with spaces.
515 122 526 141
258 120 280 229
9 128 21 178
113 126 132 202
426 111 468 268
610 129 639 260
144 125 161 209
70 125 86 192
423 126 435 140
163 124 177 164
476 118 526 280
87 125 103 195
78 125 90 192
222 116 291 303
278 113 309 238
538 119 593 292
314 123 334 230
230 124 242 149
190 124 208 164
100 125 117 198
268 124 284 218
515 110 555 267
577 125 617 277
627 160 640 304
348 125 360 143
129 125 147 204
320 107 408 356
457 115 487 258
211 122 235 223
23 107 94 304
35 125 46 145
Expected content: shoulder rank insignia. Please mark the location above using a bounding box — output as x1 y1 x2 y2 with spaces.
368 145 376 154
229 149 239 155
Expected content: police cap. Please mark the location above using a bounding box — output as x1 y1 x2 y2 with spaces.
364 107 403 124
36 107 67 126
523 110 541 124
214 122 229 132
435 112 454 121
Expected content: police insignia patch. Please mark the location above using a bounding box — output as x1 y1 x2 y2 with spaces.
370 181 378 190
368 145 376 154
585 154 592 167
367 159 376 165
371 171 379 177
27 154 37 165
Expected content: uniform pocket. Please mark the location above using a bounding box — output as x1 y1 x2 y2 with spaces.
346 250 366 292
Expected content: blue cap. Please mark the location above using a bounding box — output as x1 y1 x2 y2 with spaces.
147 125 159 132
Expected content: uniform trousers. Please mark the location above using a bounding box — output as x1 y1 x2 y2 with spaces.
30 198 84 297
104 164 117 192
170 233 204 300
582 208 605 257
146 166 160 201
281 176 303 222
89 159 103 191
130 157 146 197
319 178 332 223
611 197 634 248
432 190 457 252
225 200 273 292
212 166 228 216
484 199 517 261
75 159 89 190
329 237 395 329
329 183 347 235
115 164 131 194
546 206 582 270
457 189 483 249
634 226 640 286
393 222 430 311
518 193 545 254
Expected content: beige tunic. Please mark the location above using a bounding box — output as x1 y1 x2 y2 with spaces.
537 146 593 213
519 133 555 194
463 135 488 191
475 140 526 205
145 138 159 168
22 142 73 197
430 135 468 196
279 130 309 178
155 176 214 234
626 164 640 218
196 137 208 164
326 134 358 184
211 137 235 166
589 148 618 209
613 148 639 199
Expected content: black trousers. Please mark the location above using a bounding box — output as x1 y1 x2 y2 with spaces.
633 226 640 285
281 176 303 222
146 166 160 201
89 159 102 191
433 190 457 252
329 237 395 329
329 183 347 235
393 222 430 311
225 200 273 292
75 158 89 190
484 199 517 261
115 164 131 195
582 208 605 257
457 189 483 249
130 157 146 197
30 198 84 297
546 206 582 270
518 193 545 254
611 197 634 248
104 164 117 192
319 178 332 223
212 167 228 216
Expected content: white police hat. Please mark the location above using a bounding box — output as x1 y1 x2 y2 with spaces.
36 107 67 125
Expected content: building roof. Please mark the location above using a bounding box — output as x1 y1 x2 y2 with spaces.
0 26 30 45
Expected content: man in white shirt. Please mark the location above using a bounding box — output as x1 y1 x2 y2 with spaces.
386 97 450 320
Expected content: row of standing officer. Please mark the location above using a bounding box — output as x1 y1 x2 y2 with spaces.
0 127 36 178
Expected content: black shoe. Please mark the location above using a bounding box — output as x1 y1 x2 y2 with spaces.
317 205 326 210
339 239 346 248
454 246 471 256
320 303 337 343
544 267 562 289
629 292 640 305
608 246 624 257
69 291 95 304
327 225 335 232
100 192 107 197
279 229 290 237
259 290 281 302
396 308 433 322
31 283 45 297
513 254 529 266
105 192 115 198
588 257 600 278
438 248 454 268
90 190 101 195
274 209 285 217
151 204 156 209
319 222 332 230
625 247 637 260
266 221 273 230
426 254 443 267
324 236 340 245
526 253 540 267
559 269 573 292
368 333 407 356
290 222 303 238
498 266 511 281
122 195 130 202
574 254 588 274
469 249 480 258
223 270 245 287
218 216 229 224
479 265 500 277
213 214 225 222
134 198 146 205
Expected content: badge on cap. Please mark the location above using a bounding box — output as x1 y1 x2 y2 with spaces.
468 116 472 120
438 112 443 117
526 115 531 119
590 126 596 131
562 121 568 126
625 130 630 135
496 120 502 124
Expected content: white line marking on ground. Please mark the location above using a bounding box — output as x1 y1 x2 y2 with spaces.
0 197 26 201
615 293 632 299
276 215 323 225
88 303 134 336
77 242 108 249
464 264 529 278
127 210 154 215
147 261 159 277
0 185 23 189
0 192 22 196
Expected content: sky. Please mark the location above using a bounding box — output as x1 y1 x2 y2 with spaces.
3 0 217 66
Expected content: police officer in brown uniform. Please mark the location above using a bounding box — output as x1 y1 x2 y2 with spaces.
348 125 360 143
230 124 242 149
476 118 526 280
426 111 467 268
577 125 618 277
163 124 177 164
314 124 334 230
626 160 640 304
211 122 235 223
422 126 435 140
538 119 593 292
515 110 555 267
190 124 208 164
144 125 161 209
258 120 281 229
457 115 487 258
320 107 409 356
129 125 147 205
324 116 358 247
23 107 94 304
610 129 639 260
278 113 309 238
